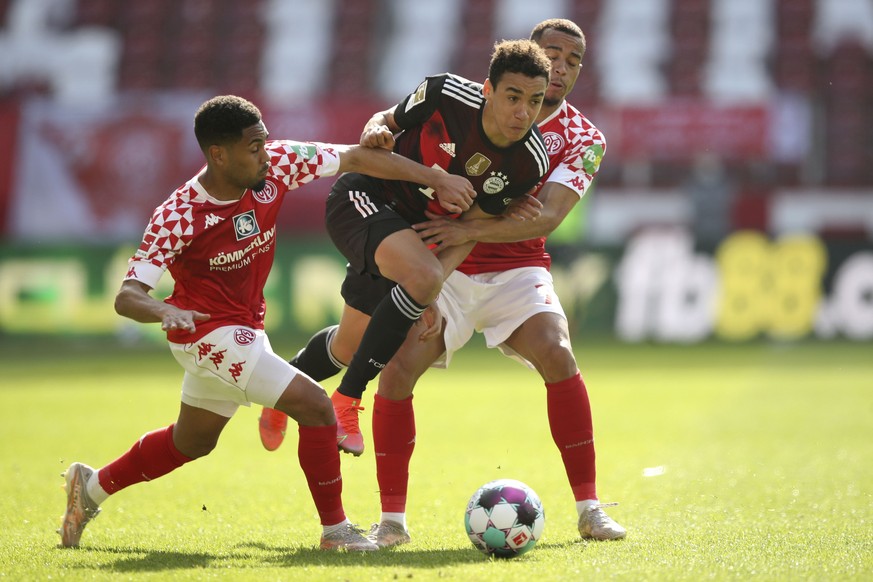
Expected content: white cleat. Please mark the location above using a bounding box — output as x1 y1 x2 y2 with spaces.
319 523 379 551
60 462 101 548
367 520 411 548
578 502 626 541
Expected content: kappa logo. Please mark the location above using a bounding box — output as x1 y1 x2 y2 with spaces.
228 361 246 382
439 142 456 157
232 210 261 240
204 213 224 228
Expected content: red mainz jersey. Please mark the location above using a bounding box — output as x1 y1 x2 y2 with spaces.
458 100 606 274
124 140 341 343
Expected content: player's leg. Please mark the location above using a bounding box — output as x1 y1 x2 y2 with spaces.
367 322 447 547
331 229 442 456
336 228 442 398
259 303 371 451
503 311 626 541
242 337 377 551
323 175 439 455
60 401 231 548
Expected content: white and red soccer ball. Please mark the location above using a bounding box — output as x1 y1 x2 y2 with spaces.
464 479 545 558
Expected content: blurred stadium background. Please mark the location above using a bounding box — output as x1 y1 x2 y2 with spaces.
0 0 872 345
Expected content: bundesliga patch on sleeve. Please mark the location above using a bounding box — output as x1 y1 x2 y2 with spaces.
405 79 428 112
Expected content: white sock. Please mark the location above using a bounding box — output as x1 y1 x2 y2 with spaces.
576 499 599 516
381 512 407 529
86 472 110 505
322 518 351 535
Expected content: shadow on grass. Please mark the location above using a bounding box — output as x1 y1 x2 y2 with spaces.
67 540 488 573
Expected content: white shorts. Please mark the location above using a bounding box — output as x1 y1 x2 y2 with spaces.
169 326 297 418
434 267 566 369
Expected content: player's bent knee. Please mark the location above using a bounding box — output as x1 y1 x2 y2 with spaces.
176 436 219 459
398 263 444 305
275 376 335 426
378 363 419 400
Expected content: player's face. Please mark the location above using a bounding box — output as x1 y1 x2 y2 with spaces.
226 121 270 192
537 28 584 108
482 72 546 147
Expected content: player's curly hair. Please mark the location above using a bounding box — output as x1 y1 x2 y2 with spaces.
193 95 262 151
488 39 550 88
530 18 586 58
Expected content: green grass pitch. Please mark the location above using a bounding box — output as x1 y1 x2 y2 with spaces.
1 337 870 580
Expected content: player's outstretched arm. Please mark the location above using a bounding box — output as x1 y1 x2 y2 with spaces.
358 105 476 214
414 183 574 251
115 279 210 333
336 145 476 213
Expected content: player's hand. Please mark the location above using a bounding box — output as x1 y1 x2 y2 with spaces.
415 303 443 342
413 212 471 250
505 193 542 221
360 124 395 150
433 173 476 214
161 309 210 333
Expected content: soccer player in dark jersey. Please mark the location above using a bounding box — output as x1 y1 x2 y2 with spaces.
257 39 551 455
257 20 627 546
57 94 476 552
367 18 626 547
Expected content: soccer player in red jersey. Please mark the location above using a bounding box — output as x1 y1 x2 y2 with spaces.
258 19 627 546
58 94 476 551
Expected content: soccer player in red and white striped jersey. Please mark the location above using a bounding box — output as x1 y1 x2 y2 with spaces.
58 94 475 551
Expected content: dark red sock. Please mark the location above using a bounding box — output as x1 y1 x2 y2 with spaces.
298 424 345 525
98 424 192 494
546 372 597 501
373 394 415 513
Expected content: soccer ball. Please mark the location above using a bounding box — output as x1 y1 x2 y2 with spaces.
464 479 545 558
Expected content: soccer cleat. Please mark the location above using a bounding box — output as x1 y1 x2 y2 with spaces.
319 523 380 551
331 391 365 456
258 406 288 451
60 462 101 548
367 520 411 548
578 502 626 541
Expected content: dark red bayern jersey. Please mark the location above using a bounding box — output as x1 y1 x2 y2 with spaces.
123 140 342 343
383 73 549 222
458 100 606 274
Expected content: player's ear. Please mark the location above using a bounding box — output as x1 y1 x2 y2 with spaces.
207 144 225 166
483 78 493 99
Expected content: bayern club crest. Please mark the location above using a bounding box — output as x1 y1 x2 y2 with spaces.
252 180 277 203
541 132 565 155
233 328 256 345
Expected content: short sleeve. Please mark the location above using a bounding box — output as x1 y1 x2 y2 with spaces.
267 141 343 190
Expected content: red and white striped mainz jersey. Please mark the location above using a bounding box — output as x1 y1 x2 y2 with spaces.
458 100 605 274
124 140 341 343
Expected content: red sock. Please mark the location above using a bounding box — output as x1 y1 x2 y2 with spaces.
98 424 192 494
373 394 415 513
298 424 345 525
546 372 597 501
